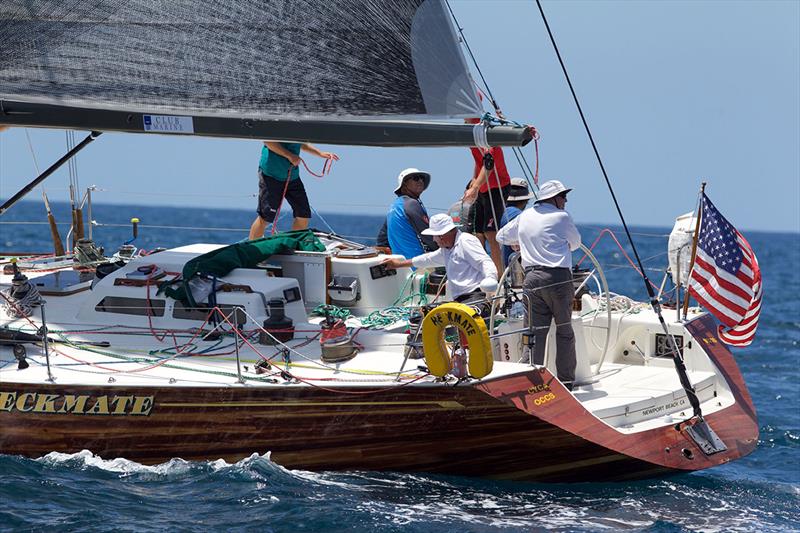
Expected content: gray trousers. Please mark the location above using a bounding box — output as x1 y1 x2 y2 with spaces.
523 267 576 384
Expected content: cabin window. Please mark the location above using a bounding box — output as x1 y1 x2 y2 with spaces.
172 302 246 323
95 296 166 317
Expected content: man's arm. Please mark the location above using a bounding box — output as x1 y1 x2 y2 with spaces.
265 141 300 166
381 248 444 270
412 248 445 270
404 198 437 251
469 147 482 182
301 143 340 161
376 220 390 248
495 215 520 245
563 213 582 251
464 166 486 203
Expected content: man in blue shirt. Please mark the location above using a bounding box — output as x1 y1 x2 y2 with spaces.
248 141 338 240
382 168 437 259
499 178 535 268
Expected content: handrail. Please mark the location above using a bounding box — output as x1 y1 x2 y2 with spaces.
489 244 612 375
578 244 612 375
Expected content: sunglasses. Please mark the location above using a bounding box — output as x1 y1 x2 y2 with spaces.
406 174 426 182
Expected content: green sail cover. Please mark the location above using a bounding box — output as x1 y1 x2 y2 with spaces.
163 230 325 305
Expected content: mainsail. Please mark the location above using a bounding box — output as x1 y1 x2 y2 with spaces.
0 0 532 146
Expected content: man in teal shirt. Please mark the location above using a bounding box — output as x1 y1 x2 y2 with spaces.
248 141 339 239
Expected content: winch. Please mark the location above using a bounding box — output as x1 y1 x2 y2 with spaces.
319 306 357 363
0 261 42 318
259 299 294 345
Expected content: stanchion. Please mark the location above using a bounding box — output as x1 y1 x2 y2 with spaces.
40 302 55 382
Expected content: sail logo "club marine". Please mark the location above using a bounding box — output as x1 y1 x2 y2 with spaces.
0 391 154 416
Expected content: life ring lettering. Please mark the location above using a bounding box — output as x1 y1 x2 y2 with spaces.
420 302 493 379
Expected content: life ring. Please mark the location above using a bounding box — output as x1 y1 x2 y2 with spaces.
420 302 493 379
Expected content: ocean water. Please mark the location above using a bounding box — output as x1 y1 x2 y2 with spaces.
1 201 798 532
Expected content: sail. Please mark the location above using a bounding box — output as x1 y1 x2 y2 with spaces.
1 0 479 119
0 0 532 145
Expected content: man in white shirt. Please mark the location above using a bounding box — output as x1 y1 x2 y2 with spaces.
381 213 498 308
496 180 581 389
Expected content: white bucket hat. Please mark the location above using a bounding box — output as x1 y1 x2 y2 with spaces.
535 179 573 202
393 168 431 195
506 177 535 202
421 213 457 236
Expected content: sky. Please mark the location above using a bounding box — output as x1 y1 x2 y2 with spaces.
0 0 798 234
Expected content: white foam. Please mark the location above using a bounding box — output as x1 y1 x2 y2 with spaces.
37 449 191 476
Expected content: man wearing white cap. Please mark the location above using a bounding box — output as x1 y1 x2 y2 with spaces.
381 213 498 305
499 177 535 268
496 180 581 389
378 168 438 259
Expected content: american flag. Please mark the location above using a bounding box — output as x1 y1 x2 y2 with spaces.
688 193 762 347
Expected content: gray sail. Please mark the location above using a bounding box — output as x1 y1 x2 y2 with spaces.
0 0 532 145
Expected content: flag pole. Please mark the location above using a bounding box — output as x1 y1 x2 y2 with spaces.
682 182 706 319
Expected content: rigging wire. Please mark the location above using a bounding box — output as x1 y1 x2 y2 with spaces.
444 0 499 110
310 205 337 235
444 0 538 190
533 0 653 300
534 0 703 420
66 130 78 194
25 129 41 175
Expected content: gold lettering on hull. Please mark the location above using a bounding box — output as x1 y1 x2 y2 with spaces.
0 391 155 416
34 394 60 413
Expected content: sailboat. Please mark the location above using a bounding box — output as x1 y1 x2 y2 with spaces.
0 0 757 482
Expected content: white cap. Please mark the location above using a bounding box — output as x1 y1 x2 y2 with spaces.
506 177 535 202
393 168 431 195
535 179 573 202
421 213 457 236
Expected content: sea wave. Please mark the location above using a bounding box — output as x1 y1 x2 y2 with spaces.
3 450 799 532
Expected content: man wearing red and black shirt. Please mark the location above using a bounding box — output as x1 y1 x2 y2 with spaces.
464 144 511 274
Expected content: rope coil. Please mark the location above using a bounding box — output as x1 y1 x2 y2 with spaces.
1 283 42 318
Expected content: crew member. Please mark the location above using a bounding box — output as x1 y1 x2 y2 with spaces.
496 180 581 389
249 141 339 239
382 214 498 306
498 178 535 268
447 181 478 234
463 125 511 274
380 168 437 259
